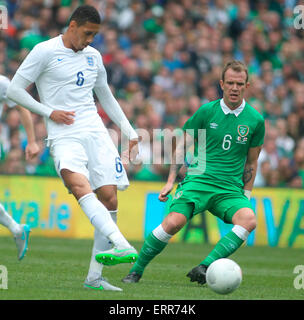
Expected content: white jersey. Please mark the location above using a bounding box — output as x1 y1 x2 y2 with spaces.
0 75 16 118
16 35 108 140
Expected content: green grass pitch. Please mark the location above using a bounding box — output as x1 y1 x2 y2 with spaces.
0 236 303 300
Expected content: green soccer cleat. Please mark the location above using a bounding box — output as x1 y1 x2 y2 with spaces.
187 264 208 285
14 224 31 261
95 246 138 266
84 277 123 291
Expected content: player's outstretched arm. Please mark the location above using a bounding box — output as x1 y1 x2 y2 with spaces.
159 132 192 202
16 105 40 160
243 145 262 199
94 58 137 140
94 84 138 140
94 81 139 164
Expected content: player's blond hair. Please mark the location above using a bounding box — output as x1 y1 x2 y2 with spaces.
222 60 249 83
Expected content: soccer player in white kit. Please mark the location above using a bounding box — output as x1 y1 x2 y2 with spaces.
0 74 39 260
7 5 139 291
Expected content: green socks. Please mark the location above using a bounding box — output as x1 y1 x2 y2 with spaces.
130 228 245 275
200 230 244 267
130 232 168 275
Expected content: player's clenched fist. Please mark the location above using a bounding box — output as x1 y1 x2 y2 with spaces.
50 110 75 125
159 182 174 202
25 142 40 160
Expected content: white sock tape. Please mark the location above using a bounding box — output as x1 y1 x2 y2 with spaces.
152 225 172 243
232 225 250 241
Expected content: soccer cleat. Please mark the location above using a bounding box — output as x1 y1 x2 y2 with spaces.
122 272 142 283
95 246 138 266
84 277 123 291
14 224 31 261
187 264 208 285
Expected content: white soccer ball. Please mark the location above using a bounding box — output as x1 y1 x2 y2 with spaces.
206 258 242 294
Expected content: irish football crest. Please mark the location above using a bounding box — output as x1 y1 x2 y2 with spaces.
237 125 249 144
174 190 183 199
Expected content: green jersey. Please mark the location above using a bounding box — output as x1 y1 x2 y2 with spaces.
182 99 265 192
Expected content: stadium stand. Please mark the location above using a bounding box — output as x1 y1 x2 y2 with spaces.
0 0 303 188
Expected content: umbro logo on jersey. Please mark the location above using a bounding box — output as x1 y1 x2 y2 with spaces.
210 122 218 129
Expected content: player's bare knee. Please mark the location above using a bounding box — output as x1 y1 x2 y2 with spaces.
163 212 187 234
233 209 256 232
247 215 257 232
243 211 256 231
241 214 256 232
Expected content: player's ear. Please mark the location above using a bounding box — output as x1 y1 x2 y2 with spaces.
219 79 224 90
245 82 250 89
69 20 78 30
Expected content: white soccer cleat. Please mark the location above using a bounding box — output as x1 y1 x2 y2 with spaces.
95 246 138 266
84 277 123 291
14 224 31 261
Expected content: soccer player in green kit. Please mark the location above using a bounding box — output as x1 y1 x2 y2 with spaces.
122 60 265 285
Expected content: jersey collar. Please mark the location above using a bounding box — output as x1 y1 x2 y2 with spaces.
220 98 245 117
59 34 84 54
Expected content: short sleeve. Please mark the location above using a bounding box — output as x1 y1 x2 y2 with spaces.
183 105 207 135
250 118 265 147
16 43 51 83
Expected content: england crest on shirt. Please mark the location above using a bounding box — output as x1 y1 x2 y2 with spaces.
87 56 94 67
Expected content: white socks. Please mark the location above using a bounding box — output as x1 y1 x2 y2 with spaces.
152 224 173 243
232 225 250 241
0 203 22 236
78 193 130 249
87 210 117 282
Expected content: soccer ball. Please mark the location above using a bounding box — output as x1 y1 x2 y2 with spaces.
206 258 242 294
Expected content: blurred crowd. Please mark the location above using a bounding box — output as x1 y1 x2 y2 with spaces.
0 0 303 188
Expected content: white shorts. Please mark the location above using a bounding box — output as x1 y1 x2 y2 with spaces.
49 131 129 191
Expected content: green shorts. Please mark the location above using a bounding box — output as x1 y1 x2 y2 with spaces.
168 182 253 224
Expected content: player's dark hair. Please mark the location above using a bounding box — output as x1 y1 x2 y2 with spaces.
69 5 101 26
222 60 249 82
